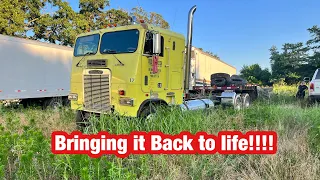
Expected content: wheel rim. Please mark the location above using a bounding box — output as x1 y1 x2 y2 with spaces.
235 97 242 110
51 102 62 111
244 96 250 108
146 113 156 120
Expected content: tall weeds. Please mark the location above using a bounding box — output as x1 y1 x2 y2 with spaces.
1 89 320 179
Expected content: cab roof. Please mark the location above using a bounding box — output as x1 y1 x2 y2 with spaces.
76 23 185 41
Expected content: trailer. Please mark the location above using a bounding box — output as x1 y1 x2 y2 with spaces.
184 47 258 109
189 47 237 88
189 73 258 109
0 34 73 108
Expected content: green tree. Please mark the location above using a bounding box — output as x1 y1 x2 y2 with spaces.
307 25 320 69
0 0 48 36
35 0 89 46
268 25 320 84
240 64 271 85
131 7 169 29
269 42 310 84
79 0 110 30
269 46 283 79
99 8 131 28
307 25 320 50
0 1 171 47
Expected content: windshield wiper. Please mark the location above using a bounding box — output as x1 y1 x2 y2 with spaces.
103 49 125 66
76 52 95 67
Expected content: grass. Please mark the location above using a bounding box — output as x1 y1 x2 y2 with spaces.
1 85 320 179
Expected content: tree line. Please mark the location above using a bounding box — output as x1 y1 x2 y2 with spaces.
0 0 169 47
240 25 320 86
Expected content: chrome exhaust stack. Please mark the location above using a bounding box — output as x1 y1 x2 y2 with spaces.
184 5 197 94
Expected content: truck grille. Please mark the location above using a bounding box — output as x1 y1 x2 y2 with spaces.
87 60 106 67
83 74 111 112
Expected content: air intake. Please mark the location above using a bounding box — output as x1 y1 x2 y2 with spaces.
87 60 106 67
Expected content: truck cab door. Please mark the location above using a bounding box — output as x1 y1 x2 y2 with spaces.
141 32 165 94
168 38 184 91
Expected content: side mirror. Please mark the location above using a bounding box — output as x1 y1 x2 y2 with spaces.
153 33 161 54
303 77 310 83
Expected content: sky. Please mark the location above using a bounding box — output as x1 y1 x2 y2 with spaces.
66 0 320 73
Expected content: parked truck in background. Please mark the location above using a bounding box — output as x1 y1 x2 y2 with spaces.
0 34 73 108
308 68 320 102
68 5 258 127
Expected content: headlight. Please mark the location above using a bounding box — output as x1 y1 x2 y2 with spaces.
68 93 78 100
119 97 134 106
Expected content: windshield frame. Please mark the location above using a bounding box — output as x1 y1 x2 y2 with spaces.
99 29 140 55
73 34 100 57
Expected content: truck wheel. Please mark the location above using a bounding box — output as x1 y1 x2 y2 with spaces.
75 110 90 131
241 93 251 108
139 103 157 120
234 94 242 110
307 96 316 106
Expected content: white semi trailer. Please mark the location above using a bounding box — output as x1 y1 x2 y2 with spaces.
0 34 73 108
189 47 237 88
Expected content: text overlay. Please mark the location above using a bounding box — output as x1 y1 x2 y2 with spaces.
51 131 278 158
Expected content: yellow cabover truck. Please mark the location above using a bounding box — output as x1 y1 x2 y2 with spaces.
68 5 258 126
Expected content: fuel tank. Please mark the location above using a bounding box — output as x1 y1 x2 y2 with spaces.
179 99 214 111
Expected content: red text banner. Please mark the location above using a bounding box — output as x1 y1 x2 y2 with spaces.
51 131 278 158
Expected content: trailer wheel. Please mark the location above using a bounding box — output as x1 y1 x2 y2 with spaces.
234 94 242 110
44 97 63 111
63 98 70 107
242 93 251 108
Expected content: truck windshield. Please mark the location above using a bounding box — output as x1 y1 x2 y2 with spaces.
100 29 139 54
74 34 100 56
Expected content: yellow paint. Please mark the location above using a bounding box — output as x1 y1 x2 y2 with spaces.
70 23 236 117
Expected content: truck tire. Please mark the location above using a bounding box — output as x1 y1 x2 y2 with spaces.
234 94 242 110
230 75 247 86
308 96 315 105
211 73 231 86
211 78 227 87
75 110 90 131
63 97 70 107
44 97 63 111
241 93 250 108
139 102 157 120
